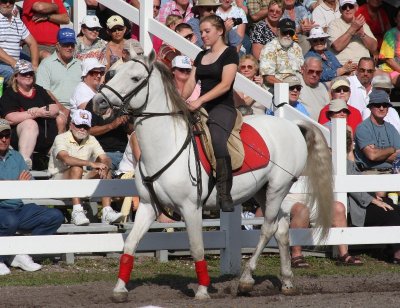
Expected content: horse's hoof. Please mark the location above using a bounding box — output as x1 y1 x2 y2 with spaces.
281 287 297 296
195 285 211 300
237 280 254 294
112 291 128 303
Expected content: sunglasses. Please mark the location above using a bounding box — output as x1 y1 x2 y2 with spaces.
202 6 217 12
88 70 105 76
74 124 90 129
240 65 254 70
153 5 161 10
84 26 101 32
60 43 75 48
0 132 11 139
281 30 294 37
334 86 350 93
268 9 282 15
306 69 322 75
370 103 391 108
110 26 125 33
0 0 15 4
175 67 191 73
332 108 350 114
19 71 34 77
358 68 375 74
310 38 326 43
341 3 355 10
184 33 194 41
289 85 302 92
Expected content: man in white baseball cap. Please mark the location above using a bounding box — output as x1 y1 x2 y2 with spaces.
328 0 377 65
48 109 124 226
171 55 200 102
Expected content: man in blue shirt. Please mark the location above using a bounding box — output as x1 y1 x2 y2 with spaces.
355 89 400 172
0 119 64 276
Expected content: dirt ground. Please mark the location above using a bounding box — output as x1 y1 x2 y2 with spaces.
1 272 400 308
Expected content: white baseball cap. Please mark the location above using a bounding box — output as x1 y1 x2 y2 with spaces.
81 58 105 77
307 26 330 40
71 110 92 127
81 15 101 28
171 56 192 69
339 0 356 7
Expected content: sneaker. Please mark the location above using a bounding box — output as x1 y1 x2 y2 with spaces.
10 255 42 272
71 209 90 226
102 207 123 224
0 262 11 275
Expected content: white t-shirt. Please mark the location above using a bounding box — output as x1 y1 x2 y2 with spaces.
216 6 248 30
70 81 96 111
312 1 341 29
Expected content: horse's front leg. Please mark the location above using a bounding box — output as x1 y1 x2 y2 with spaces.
113 202 156 303
181 205 210 300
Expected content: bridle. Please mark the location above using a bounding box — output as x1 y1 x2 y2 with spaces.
98 58 153 115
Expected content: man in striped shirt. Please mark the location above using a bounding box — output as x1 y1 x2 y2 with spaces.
0 0 39 82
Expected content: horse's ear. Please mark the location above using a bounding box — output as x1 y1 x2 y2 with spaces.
147 49 156 66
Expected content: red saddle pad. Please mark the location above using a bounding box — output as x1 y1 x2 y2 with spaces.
195 123 270 176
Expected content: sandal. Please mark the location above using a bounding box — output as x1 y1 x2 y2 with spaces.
336 253 363 266
291 255 310 268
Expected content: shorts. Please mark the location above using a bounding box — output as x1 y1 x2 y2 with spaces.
51 169 92 180
281 193 317 226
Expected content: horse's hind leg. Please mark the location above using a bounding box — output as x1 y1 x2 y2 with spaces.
275 215 295 295
113 202 156 303
180 205 211 300
238 187 288 294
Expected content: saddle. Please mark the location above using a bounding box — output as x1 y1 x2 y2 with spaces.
195 108 245 175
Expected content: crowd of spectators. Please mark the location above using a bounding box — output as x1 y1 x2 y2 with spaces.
1 0 400 273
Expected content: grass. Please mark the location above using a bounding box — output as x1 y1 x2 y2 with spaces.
1 253 400 287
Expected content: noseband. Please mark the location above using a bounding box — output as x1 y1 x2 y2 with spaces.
98 58 153 115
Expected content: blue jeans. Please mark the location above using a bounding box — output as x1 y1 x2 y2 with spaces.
106 151 124 171
0 63 14 83
0 203 64 262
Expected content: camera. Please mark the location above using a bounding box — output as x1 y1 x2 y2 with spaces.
231 18 243 27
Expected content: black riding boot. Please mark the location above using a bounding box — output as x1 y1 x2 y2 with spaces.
216 156 234 212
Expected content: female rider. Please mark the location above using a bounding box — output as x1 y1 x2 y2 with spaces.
182 15 239 212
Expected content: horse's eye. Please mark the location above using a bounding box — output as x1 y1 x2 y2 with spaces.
131 77 141 82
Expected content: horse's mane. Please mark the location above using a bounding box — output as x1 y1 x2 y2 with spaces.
153 61 191 122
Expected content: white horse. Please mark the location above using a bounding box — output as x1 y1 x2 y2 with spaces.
92 52 333 303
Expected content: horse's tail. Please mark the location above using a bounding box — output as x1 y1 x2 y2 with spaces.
297 121 333 240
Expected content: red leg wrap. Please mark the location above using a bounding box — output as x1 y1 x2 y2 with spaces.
118 254 134 284
195 260 210 287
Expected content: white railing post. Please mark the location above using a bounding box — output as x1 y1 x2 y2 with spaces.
139 0 153 54
331 118 347 210
273 83 289 112
73 0 87 34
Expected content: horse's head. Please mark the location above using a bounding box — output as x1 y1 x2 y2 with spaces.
92 50 156 116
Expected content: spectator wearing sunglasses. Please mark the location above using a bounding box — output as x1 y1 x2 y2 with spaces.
328 0 377 65
171 55 200 103
0 60 59 170
22 0 70 60
0 0 39 83
75 15 107 63
318 76 362 134
259 19 304 91
298 56 330 121
36 28 82 133
70 58 105 112
282 75 310 117
354 89 400 173
48 110 123 225
187 0 242 51
305 26 356 83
